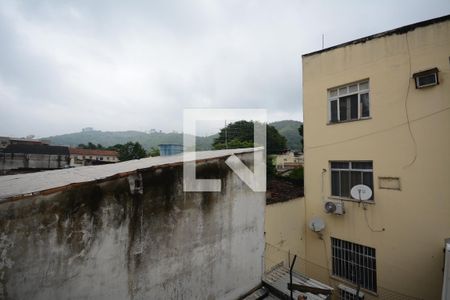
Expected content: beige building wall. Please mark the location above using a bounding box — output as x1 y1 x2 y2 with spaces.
264 198 306 272
302 18 450 299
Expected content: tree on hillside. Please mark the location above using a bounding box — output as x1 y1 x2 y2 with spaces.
212 121 287 154
115 142 147 161
148 147 160 157
298 124 303 152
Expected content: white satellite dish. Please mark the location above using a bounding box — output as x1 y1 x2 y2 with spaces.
308 217 325 232
350 184 372 201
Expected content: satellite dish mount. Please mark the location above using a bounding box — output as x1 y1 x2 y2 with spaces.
350 184 372 208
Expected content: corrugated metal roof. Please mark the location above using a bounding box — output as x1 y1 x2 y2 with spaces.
263 265 333 300
0 148 258 202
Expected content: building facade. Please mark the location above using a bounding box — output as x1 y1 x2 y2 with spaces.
69 148 119 167
302 16 450 299
0 144 70 175
274 151 303 171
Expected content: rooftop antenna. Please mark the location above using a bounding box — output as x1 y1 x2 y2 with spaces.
322 34 324 49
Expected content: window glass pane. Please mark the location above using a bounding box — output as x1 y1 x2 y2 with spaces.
350 171 362 192
350 94 358 119
331 162 349 169
352 161 372 169
329 89 337 97
331 171 340 196
359 81 369 90
363 172 374 199
339 97 348 121
349 84 358 93
340 170 350 197
339 87 347 95
360 93 370 117
417 74 437 86
330 100 338 122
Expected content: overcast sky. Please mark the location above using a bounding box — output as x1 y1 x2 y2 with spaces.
0 1 449 137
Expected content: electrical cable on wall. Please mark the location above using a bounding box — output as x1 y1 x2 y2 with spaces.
363 205 385 232
403 32 418 169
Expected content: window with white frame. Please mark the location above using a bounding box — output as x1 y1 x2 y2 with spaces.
330 161 373 200
332 237 377 292
328 80 370 123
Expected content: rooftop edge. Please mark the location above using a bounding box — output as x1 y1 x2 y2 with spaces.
302 14 450 57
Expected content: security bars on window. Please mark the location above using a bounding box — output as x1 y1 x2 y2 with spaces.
330 161 374 200
331 237 377 293
328 81 369 123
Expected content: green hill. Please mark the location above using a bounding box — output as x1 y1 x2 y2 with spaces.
48 130 215 151
47 119 302 152
269 120 303 151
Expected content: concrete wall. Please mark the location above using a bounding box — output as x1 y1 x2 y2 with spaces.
0 153 70 174
0 154 265 299
302 19 450 299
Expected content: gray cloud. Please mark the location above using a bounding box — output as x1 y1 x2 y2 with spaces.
0 0 449 137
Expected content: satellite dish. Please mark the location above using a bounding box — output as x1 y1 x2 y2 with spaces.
308 217 325 232
350 184 372 201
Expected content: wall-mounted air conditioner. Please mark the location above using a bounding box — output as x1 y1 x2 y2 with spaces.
324 200 345 215
413 67 439 89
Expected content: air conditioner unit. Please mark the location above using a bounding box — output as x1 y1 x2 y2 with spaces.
338 284 364 299
413 67 439 89
324 201 345 215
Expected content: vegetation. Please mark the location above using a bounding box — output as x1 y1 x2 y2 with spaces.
270 120 303 151
47 120 301 153
148 147 160 157
48 130 214 151
298 124 303 152
266 155 277 178
287 167 304 183
212 120 287 154
115 142 147 161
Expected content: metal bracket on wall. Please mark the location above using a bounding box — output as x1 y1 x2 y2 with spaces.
128 173 143 195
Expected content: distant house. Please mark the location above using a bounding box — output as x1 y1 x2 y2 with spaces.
0 136 49 149
274 150 303 170
0 144 70 175
69 148 119 167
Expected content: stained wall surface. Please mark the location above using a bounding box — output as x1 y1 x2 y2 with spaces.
0 153 265 300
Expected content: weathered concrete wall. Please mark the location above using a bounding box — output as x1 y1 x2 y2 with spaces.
0 153 70 174
0 154 264 299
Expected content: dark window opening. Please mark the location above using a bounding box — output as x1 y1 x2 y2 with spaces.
332 237 377 292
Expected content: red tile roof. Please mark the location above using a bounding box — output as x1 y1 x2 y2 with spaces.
69 148 118 157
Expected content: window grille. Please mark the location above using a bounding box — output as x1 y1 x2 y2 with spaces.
331 237 377 292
